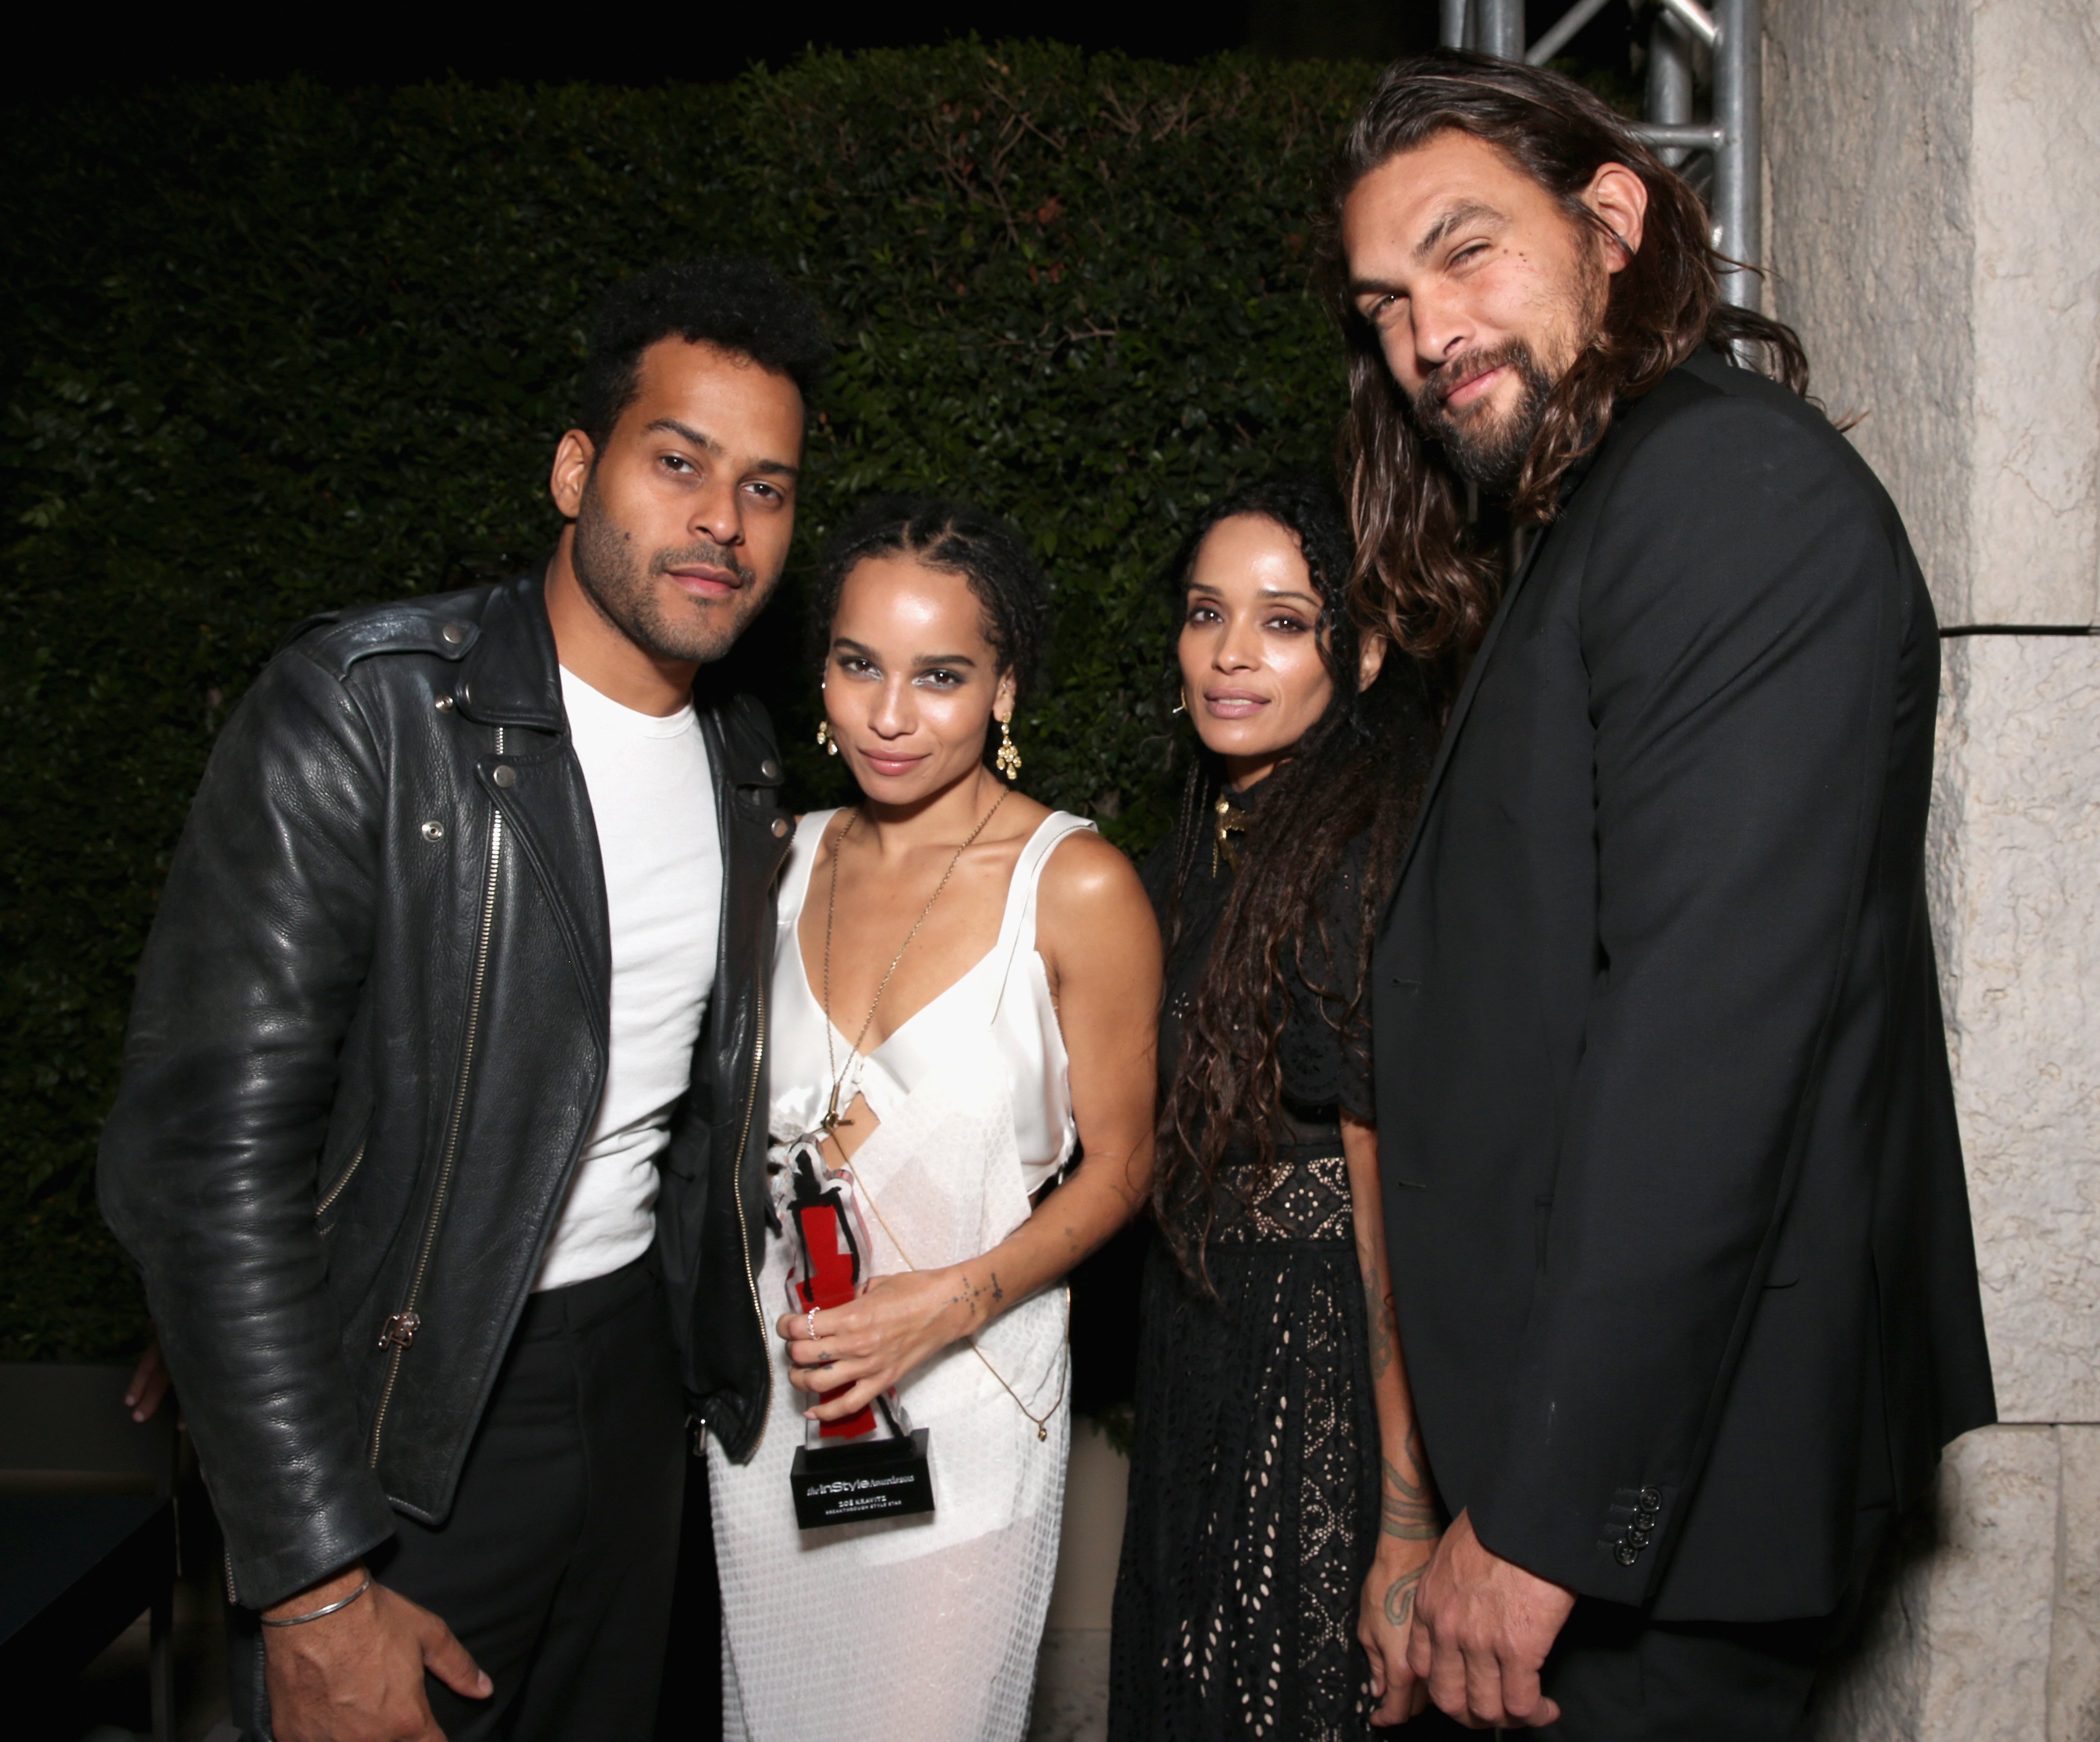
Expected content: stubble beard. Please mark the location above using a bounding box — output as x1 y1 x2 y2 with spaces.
570 468 769 667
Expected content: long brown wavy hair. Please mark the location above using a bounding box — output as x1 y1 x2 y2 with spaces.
1318 52 1810 672
1152 477 1436 1281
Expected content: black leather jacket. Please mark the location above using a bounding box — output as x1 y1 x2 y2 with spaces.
98 569 791 1609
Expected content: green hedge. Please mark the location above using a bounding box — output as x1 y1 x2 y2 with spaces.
0 43 1375 1359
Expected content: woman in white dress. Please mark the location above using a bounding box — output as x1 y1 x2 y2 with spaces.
708 495 1162 1741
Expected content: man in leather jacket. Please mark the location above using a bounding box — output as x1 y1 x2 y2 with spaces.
99 259 824 1741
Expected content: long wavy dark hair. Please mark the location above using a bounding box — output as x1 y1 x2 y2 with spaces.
1153 477 1436 1279
1317 52 1810 671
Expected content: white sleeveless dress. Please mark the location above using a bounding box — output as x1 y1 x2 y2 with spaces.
708 807 1095 1742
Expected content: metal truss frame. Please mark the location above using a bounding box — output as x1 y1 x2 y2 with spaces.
1439 0 1762 308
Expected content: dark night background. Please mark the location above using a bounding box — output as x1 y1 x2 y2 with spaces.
3 8 1655 1731
1 2 1641 1362
16 1 1648 90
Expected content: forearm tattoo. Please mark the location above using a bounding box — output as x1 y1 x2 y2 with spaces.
1365 1282 1399 1381
1380 1425 1438 1542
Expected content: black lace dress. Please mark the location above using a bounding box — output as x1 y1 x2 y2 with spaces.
1109 787 1385 1741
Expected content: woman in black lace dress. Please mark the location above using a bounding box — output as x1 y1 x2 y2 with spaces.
1110 479 1447 1738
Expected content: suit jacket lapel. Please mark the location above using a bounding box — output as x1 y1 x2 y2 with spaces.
1380 363 1720 921
1384 525 1552 904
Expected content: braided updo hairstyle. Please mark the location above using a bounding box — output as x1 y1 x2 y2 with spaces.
810 495 1053 715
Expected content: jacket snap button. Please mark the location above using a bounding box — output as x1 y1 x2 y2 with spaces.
492 764 517 788
759 758 781 781
441 621 469 646
420 821 445 842
770 816 790 838
1614 1541 1639 1567
434 694 455 713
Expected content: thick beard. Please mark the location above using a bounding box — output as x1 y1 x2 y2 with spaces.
1409 339 1560 494
570 468 764 666
1410 244 1608 494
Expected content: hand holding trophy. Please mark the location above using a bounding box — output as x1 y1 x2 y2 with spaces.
783 1140 935 1530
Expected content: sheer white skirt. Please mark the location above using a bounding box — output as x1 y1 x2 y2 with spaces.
707 1064 1071 1742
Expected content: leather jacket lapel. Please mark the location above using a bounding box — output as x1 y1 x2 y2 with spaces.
480 735 612 1052
452 566 565 732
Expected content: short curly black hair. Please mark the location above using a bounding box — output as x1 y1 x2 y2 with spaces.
577 258 831 451
811 495 1053 703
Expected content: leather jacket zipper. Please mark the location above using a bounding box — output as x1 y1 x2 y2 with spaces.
315 1138 367 1220
369 730 506 1467
731 969 771 1435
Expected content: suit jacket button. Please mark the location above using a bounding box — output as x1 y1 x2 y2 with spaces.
770 816 791 838
1614 1541 1639 1567
1629 1526 1652 1548
760 758 781 781
1639 1486 1663 1511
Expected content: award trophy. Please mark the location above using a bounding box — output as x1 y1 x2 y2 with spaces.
783 1142 935 1530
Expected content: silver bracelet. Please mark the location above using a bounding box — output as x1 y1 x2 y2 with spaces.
260 1571 373 1627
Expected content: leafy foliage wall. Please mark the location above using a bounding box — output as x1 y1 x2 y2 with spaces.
0 44 1372 1358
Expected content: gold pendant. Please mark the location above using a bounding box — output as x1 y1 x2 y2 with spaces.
1211 795 1245 875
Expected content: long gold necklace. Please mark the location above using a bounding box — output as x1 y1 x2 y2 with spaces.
815 782 1066 1443
819 784 1012 1134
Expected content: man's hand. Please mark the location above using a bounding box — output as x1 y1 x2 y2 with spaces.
125 1332 174 1425
1406 1510 1576 1729
264 1565 490 1742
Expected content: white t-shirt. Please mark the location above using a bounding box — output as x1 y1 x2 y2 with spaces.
534 666 723 1292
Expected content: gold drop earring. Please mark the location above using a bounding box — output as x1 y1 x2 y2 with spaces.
995 716 1022 781
816 720 838 756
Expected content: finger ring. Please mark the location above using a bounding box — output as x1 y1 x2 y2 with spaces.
805 1306 821 1342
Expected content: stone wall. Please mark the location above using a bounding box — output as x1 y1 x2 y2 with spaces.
1768 0 2100 1734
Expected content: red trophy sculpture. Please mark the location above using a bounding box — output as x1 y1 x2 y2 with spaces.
783 1142 934 1529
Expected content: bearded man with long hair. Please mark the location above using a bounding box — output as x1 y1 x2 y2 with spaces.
1325 53 1995 1738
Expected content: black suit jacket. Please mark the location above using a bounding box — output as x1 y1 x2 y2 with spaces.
1372 347 1995 1621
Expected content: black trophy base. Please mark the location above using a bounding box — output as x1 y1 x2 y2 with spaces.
789 1428 935 1530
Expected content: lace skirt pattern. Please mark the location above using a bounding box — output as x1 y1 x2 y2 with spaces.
1110 1149 1381 1741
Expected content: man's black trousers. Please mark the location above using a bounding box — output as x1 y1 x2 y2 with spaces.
234 1253 687 1741
1536 1587 1865 1741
